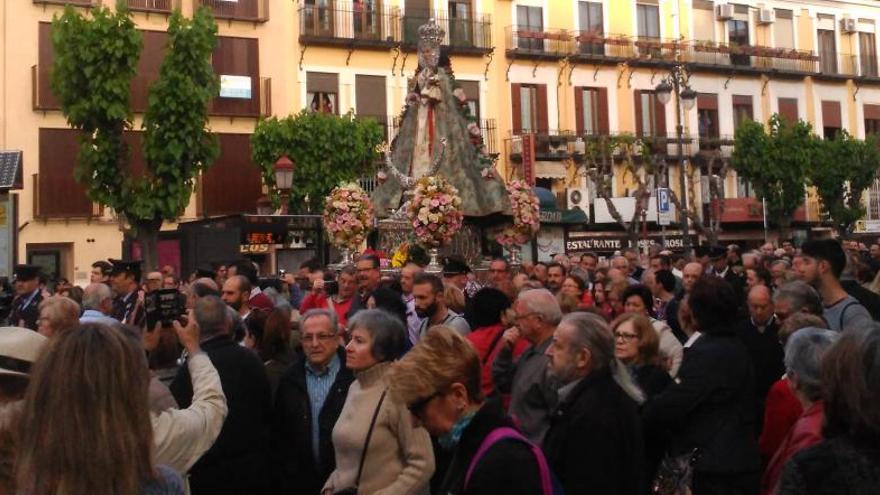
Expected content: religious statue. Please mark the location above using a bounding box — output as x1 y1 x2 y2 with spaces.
372 20 509 219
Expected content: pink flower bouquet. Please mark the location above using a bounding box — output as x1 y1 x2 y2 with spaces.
496 180 540 246
323 185 374 251
407 176 464 247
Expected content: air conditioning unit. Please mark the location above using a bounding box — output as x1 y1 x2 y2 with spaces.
716 4 734 21
842 16 858 34
567 188 591 210
758 9 775 25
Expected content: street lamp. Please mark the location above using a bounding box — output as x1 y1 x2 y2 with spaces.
656 65 697 254
274 155 295 214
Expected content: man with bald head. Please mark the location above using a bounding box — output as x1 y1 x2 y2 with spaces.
740 285 784 433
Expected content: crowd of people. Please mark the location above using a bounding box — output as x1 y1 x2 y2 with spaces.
0 238 879 495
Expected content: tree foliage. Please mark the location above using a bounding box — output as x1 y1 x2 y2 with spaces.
51 2 218 268
578 134 663 248
732 114 814 236
251 112 384 212
809 131 880 234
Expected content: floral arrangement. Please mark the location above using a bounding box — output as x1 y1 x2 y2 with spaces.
323 184 374 251
408 176 464 247
496 179 541 246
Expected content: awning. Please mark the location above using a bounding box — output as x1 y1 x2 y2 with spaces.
535 161 567 179
533 187 589 224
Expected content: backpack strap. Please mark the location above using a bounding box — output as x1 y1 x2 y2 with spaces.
839 300 859 330
463 426 553 494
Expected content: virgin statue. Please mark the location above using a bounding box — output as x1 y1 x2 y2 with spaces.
371 20 509 218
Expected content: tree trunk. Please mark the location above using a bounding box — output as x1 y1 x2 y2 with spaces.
131 217 163 272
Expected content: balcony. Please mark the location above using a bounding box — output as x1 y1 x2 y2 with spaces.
299 3 399 49
32 0 98 6
505 26 570 59
197 0 268 23
126 0 179 14
32 173 101 220
816 52 880 80
686 42 819 75
400 10 492 55
210 76 271 118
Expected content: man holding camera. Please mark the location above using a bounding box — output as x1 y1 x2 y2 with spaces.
299 266 358 331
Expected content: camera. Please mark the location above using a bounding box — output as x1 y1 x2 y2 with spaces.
145 289 185 328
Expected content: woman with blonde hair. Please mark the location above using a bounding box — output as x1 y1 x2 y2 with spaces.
36 295 80 338
16 323 183 494
387 326 548 494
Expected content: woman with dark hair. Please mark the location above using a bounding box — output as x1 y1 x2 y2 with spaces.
643 277 761 493
776 329 880 494
16 324 184 494
746 267 773 292
622 284 683 377
322 309 434 495
464 288 529 400
367 287 409 328
244 308 294 399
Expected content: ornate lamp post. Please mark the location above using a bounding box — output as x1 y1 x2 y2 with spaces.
274 155 295 214
655 66 697 253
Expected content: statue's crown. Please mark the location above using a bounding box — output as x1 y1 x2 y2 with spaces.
418 20 445 46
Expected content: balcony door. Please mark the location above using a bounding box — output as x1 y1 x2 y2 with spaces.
578 1 604 55
860 32 878 77
353 0 382 40
403 0 430 46
818 29 837 74
728 19 750 66
448 0 473 47
304 0 335 37
516 5 543 51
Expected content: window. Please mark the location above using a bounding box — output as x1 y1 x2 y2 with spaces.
636 4 660 39
701 173 725 204
869 179 880 220
778 98 799 124
303 0 334 37
697 93 719 150
511 83 547 135
448 0 473 47
635 90 665 137
774 10 795 49
306 72 338 114
458 80 480 118
578 1 604 55
732 95 754 131
822 100 842 139
575 87 608 135
693 1 714 43
353 0 382 40
818 28 837 74
737 176 756 198
860 32 877 77
864 104 880 136
728 19 750 66
355 75 388 137
516 5 543 51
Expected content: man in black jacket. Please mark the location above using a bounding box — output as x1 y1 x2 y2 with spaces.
542 312 645 495
274 309 354 494
739 285 784 436
170 296 273 495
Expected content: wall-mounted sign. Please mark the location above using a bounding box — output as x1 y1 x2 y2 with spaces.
240 244 270 254
565 229 693 253
219 75 252 99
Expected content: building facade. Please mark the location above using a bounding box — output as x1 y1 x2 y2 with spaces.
2 0 880 280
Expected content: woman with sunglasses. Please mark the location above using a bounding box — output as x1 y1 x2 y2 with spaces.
387 326 548 495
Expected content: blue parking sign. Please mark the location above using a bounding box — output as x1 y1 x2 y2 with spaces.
658 188 670 213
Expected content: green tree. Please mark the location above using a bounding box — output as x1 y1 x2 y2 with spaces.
732 114 814 238
809 131 880 235
52 2 218 269
251 111 384 212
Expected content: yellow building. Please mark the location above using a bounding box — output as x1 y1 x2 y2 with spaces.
3 0 880 279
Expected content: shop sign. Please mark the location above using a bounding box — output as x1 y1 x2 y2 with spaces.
565 231 689 252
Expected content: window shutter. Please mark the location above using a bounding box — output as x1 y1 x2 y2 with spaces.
778 98 799 122
574 88 584 134
635 90 644 136
511 83 522 133
864 104 880 120
654 93 667 136
822 100 842 128
536 84 549 133
597 87 610 134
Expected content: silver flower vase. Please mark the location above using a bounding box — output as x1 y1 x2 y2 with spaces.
425 247 443 274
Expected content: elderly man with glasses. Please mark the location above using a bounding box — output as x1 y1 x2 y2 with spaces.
274 308 354 495
491 288 561 444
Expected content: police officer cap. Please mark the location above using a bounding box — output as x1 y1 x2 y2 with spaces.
13 264 41 282
709 246 727 260
108 259 142 280
442 255 471 276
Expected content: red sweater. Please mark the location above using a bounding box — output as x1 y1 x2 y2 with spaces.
466 323 530 400
761 401 824 495
299 293 353 329
759 378 804 460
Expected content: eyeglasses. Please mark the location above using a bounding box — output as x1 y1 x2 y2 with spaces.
303 333 337 343
614 332 639 342
514 312 537 322
407 391 441 415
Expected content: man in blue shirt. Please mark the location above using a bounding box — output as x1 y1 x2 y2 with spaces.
274 309 354 494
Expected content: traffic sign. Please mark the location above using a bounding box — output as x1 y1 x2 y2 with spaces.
657 188 672 226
